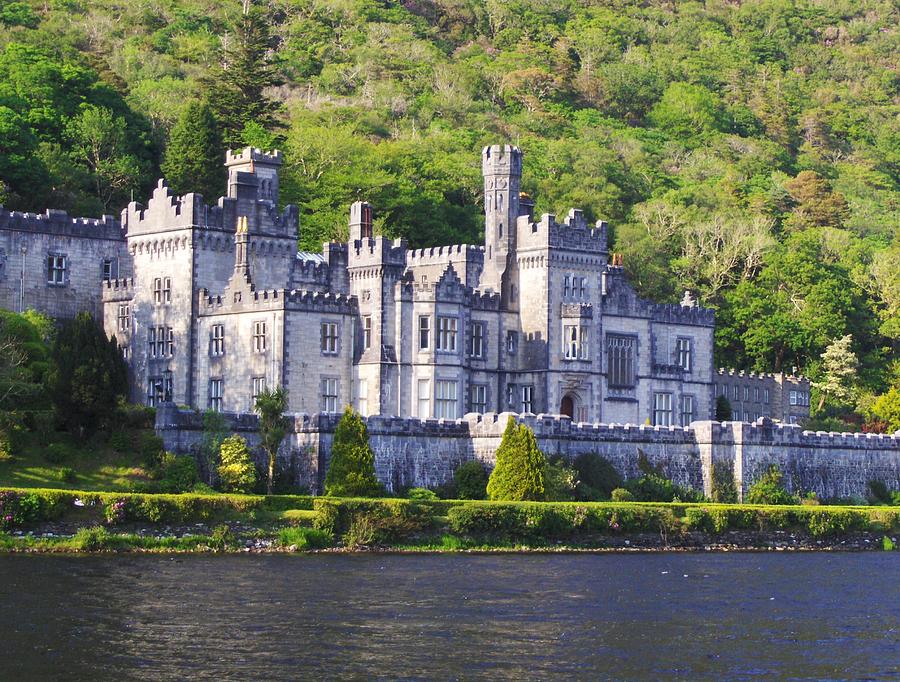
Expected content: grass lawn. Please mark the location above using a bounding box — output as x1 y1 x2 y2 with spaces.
0 431 153 492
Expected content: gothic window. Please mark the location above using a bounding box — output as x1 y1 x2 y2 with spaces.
321 377 338 413
521 385 533 414
469 321 485 358
563 325 590 360
117 304 130 332
153 278 162 304
163 277 172 304
676 337 692 372
148 327 157 358
575 276 586 299
210 324 225 356
416 379 430 419
506 330 518 354
470 384 487 413
653 392 673 426
435 380 458 419
356 379 368 417
607 335 635 387
681 395 694 426
418 316 431 350
744 386 750 401
165 328 174 357
254 321 268 353
320 321 337 354
209 378 224 412
147 377 164 407
362 316 372 351
252 376 267 409
437 316 457 352
47 254 66 285
102 258 118 282
732 385 739 400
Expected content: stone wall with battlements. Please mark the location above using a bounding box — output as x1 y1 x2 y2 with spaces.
156 406 900 499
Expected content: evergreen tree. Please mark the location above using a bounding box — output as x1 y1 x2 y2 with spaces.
812 334 859 412
254 386 288 495
324 406 381 497
715 395 733 421
217 434 257 493
205 0 283 148
160 100 226 200
45 312 127 437
486 417 546 501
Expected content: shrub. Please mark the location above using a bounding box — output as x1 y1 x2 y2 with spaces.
746 465 796 505
278 526 332 550
805 509 868 538
543 456 578 501
72 526 113 551
573 453 622 500
45 442 74 464
108 429 131 453
217 435 257 494
611 488 634 502
136 432 165 469
867 480 893 505
208 524 235 551
0 430 13 462
710 461 738 503
324 407 382 497
453 461 488 500
104 498 129 525
155 453 199 493
56 466 76 483
407 487 438 501
715 395 733 421
486 418 546 501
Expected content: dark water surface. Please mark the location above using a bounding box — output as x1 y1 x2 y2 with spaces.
0 553 898 680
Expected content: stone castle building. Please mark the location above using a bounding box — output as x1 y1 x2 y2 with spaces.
1 144 808 425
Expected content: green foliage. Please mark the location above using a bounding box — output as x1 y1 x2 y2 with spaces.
452 460 488 500
208 524 235 552
407 487 438 502
869 385 900 433
611 488 634 502
572 452 623 500
312 497 431 547
217 435 257 494
199 409 228 485
0 309 49 411
254 386 288 495
324 406 382 498
278 526 332 550
153 453 199 494
746 465 796 506
72 526 113 551
625 452 703 503
543 456 579 502
161 100 225 200
45 313 128 438
715 395 733 422
710 462 739 504
486 418 546 501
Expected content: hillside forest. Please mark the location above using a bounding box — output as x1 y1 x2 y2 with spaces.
0 0 898 431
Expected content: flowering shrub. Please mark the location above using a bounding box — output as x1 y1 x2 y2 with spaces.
104 498 129 525
0 490 41 530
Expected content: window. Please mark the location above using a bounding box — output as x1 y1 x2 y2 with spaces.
789 390 798 406
47 254 66 285
102 258 117 282
362 316 372 350
732 385 739 400
653 392 673 426
506 331 518 354
607 335 635 387
254 321 268 353
163 277 172 304
506 384 516 409
147 377 164 407
165 328 174 357
470 322 485 358
418 316 430 350
148 326 170 358
754 387 760 402
251 376 267 409
416 379 430 419
720 384 727 396
764 388 770 404
563 325 590 360
681 395 694 426
676 337 692 372
357 379 368 417
117 304 130 332
521 385 533 413
576 276 586 299
210 324 225 356
149 327 157 358
209 379 223 412
470 384 487 413
121 345 128 361
435 380 458 419
437 317 458 352
320 378 338 413
153 278 162 304
744 386 750 401
563 274 571 299
319 321 338 354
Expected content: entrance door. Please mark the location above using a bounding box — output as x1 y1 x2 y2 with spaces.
560 394 575 418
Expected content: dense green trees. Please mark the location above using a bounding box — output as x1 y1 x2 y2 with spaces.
0 0 896 428
160 101 225 200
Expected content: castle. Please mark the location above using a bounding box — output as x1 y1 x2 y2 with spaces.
0 144 808 425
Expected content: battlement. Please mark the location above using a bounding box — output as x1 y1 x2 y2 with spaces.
405 243 484 265
517 212 608 254
482 144 522 175
651 301 716 326
717 368 808 382
225 148 283 167
0 207 122 240
349 236 408 267
285 289 357 314
101 277 135 301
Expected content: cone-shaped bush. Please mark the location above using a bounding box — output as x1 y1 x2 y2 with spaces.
324 406 382 497
486 417 546 501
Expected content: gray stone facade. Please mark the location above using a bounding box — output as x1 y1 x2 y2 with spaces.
156 405 900 500
714 369 811 424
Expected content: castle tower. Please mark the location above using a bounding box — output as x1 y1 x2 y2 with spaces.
232 215 251 284
225 148 282 204
480 144 522 298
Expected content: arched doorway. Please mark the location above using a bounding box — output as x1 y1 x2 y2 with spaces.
560 394 575 418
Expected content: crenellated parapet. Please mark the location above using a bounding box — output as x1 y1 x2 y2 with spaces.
101 277 135 302
517 211 608 254
1 207 122 241
349 236 407 270
717 368 808 382
651 301 715 326
468 289 502 311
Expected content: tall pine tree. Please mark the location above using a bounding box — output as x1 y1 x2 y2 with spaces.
161 100 226 200
205 0 283 148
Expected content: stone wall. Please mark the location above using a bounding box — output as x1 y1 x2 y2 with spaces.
155 405 900 499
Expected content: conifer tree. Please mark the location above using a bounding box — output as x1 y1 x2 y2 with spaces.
205 0 283 148
324 406 381 497
812 334 858 411
160 100 226 200
715 395 733 421
486 417 546 501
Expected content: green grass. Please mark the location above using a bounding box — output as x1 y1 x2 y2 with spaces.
0 431 152 492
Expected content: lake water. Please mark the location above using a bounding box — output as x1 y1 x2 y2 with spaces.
0 552 898 680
